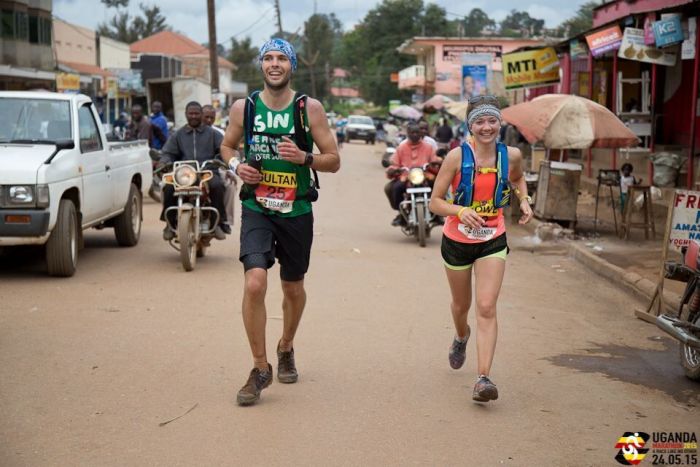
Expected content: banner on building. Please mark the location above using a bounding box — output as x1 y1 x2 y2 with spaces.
443 44 502 62
682 17 697 60
643 13 656 46
56 73 80 92
619 27 677 66
106 77 118 98
502 47 560 90
585 26 623 57
569 39 587 59
669 190 700 250
653 16 684 48
461 65 488 99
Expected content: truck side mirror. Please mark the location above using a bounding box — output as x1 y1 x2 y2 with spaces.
55 139 75 150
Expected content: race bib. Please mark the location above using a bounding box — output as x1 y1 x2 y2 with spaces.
470 200 498 217
255 170 297 213
458 224 497 241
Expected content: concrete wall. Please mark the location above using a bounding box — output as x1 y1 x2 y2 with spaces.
53 18 96 65
99 36 129 69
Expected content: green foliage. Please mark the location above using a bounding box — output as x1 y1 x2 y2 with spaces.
228 37 264 93
500 9 545 37
97 2 168 43
463 8 495 36
556 1 596 38
294 14 336 101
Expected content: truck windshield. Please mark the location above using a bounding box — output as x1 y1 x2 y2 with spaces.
348 116 374 125
0 98 72 144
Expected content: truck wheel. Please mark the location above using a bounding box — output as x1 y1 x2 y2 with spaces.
178 210 196 272
679 306 700 381
114 183 142 246
46 199 78 277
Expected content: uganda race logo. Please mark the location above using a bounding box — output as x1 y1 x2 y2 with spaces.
615 432 651 465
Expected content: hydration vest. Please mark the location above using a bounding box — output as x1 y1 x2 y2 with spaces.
454 142 511 208
241 90 320 202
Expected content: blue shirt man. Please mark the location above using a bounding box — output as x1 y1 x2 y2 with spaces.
150 100 169 149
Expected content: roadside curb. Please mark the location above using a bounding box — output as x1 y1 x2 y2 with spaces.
515 213 681 313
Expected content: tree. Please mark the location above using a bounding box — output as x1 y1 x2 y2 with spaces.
556 1 597 38
228 37 263 92
97 1 169 43
296 14 336 100
500 10 545 37
337 0 426 105
463 8 495 36
422 4 450 36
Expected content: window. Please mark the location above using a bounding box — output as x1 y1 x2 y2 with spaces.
78 105 103 153
28 14 38 43
14 11 27 40
1 10 14 39
41 18 51 45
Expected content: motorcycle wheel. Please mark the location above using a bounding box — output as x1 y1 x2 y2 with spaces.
416 205 427 247
679 303 700 381
178 210 197 272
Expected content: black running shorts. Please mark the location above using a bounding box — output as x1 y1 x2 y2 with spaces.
239 206 314 281
441 233 509 270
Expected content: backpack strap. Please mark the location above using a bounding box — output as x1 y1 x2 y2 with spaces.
454 142 511 208
454 143 476 207
494 142 511 207
243 90 261 154
292 92 320 190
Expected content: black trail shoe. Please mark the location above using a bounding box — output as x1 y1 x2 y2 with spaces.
236 364 273 406
472 375 499 402
277 343 298 384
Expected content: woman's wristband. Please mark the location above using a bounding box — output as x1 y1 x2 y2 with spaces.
228 158 241 175
457 207 467 218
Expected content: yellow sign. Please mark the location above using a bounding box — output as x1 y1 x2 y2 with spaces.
56 73 80 92
502 47 560 90
107 77 118 98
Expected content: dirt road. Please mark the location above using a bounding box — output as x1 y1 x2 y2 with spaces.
1 141 697 466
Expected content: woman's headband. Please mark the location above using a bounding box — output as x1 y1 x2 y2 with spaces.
467 104 502 127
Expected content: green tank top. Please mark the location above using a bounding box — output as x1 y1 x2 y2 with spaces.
242 95 313 217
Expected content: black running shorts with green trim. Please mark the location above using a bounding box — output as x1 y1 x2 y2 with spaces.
441 233 509 270
239 206 314 281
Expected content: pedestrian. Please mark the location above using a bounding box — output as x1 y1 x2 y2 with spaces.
125 104 151 141
335 114 346 148
202 104 236 232
221 38 341 406
620 163 638 213
150 100 169 150
429 95 533 403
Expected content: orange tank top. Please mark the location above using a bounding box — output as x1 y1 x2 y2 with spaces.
443 168 507 244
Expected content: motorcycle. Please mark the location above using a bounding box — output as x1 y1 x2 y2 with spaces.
162 159 227 271
394 163 441 247
656 240 700 380
148 149 164 203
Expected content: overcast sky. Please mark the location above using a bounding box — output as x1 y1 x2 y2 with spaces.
54 0 591 48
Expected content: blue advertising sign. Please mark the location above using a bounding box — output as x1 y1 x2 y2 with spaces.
461 65 488 100
653 16 684 48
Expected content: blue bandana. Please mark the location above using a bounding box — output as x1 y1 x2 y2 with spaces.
258 38 297 72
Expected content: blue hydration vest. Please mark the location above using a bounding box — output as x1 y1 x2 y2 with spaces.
454 142 511 208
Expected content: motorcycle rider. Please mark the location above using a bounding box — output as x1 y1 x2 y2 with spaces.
220 38 340 406
203 104 237 233
158 101 228 240
150 100 169 150
385 122 441 226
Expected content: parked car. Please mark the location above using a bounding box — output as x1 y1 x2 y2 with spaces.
0 91 152 277
345 115 377 144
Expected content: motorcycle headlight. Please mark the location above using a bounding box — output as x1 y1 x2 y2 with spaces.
8 186 34 204
408 168 425 185
174 165 197 187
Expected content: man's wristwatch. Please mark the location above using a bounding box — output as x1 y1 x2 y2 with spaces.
303 152 314 167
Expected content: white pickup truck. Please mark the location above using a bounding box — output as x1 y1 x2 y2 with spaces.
0 91 152 276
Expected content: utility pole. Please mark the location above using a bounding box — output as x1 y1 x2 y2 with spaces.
274 0 283 35
207 0 219 91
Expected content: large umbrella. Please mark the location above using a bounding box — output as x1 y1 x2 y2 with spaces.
445 101 469 120
420 94 453 112
390 105 422 120
501 94 639 149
